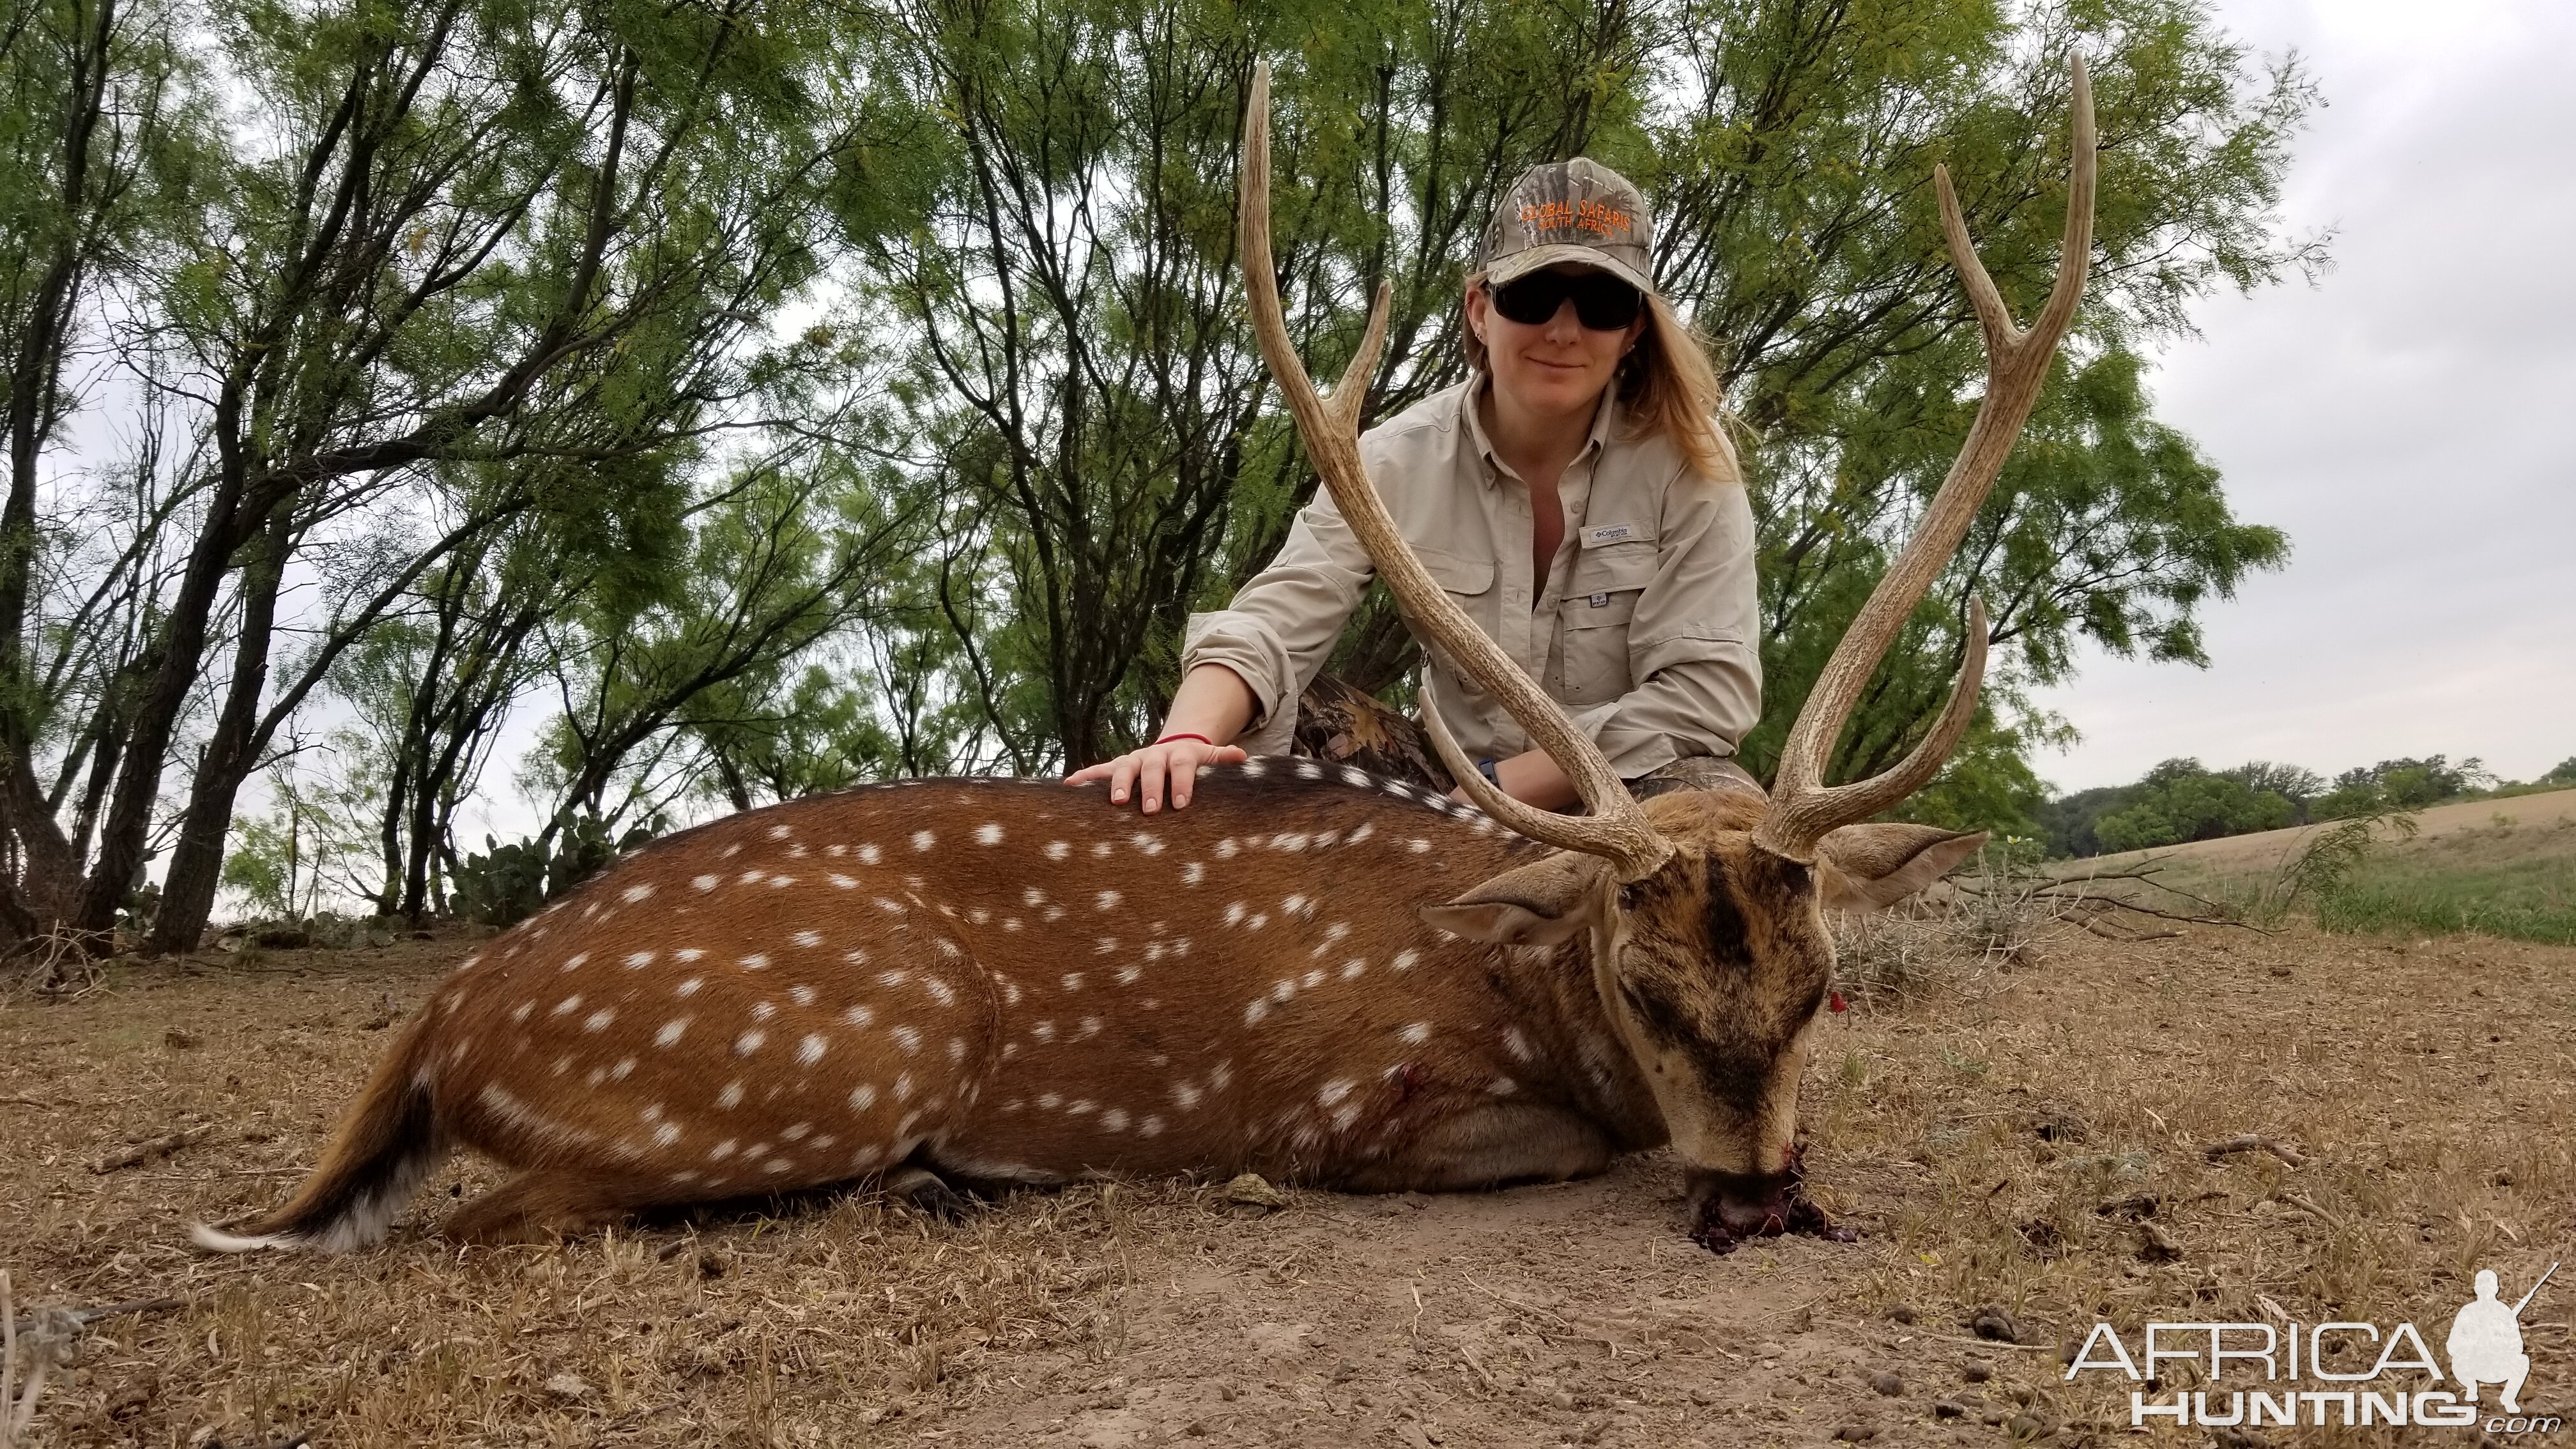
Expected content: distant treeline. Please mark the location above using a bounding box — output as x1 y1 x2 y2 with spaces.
2039 755 2576 859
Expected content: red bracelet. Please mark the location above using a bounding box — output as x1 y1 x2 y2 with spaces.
1154 732 1216 747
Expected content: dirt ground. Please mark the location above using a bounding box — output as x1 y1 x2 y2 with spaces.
3 916 2570 1448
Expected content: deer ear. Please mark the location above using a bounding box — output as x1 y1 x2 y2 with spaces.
1814 824 1987 912
1420 853 1606 946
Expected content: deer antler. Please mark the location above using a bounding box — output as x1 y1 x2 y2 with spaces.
1752 57 2097 863
1236 64 1674 881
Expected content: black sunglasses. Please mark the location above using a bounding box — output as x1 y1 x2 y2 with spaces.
1486 270 1644 330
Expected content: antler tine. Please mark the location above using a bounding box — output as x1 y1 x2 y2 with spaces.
1754 57 2094 862
1238 64 1673 881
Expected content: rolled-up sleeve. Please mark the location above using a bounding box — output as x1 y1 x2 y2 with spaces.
1181 489 1377 757
1586 479 1762 778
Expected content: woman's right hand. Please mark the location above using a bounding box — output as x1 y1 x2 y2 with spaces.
1064 737 1248 813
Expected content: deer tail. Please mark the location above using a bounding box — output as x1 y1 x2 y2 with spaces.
190 1011 451 1254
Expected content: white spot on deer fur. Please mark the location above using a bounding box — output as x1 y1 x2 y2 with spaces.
969 907 990 924
733 1029 766 1056
1211 1061 1233 1091
1319 1078 1354 1107
828 873 857 889
1179 861 1205 885
848 1084 877 1110
893 1074 914 1102
749 1001 776 1022
767 875 797 888
1039 840 1070 862
1174 1082 1203 1109
1131 832 1164 855
788 985 816 1006
1337 959 1365 981
1062 971 1085 991
1000 978 1021 1006
1246 914 1268 930
1100 1108 1129 1132
1091 841 1112 858
1503 1027 1535 1062
1214 838 1239 858
1409 839 1430 852
1031 1020 1056 1043
657 1017 691 1046
562 952 589 972
876 969 909 988
946 1036 965 1062
934 938 960 958
857 843 881 865
1271 832 1311 852
1333 1103 1361 1131
583 1008 616 1032
797 1034 827 1065
1223 901 1246 926
976 822 1002 845
719 1080 745 1108
510 1000 533 1023
1092 936 1117 956
675 948 704 962
1393 949 1420 972
652 1122 681 1147
1066 1100 1095 1116
1488 1077 1517 1095
910 830 935 852
811 1133 836 1149
1294 760 1322 780
553 995 582 1016
781 1122 810 1140
1282 893 1308 917
924 977 955 1005
1078 1016 1101 1038
1399 1022 1432 1045
739 953 770 970
738 869 765 886
1036 1092 1062 1110
792 930 822 948
586 1065 607 1086
710 1140 737 1162
890 1025 921 1053
1095 889 1121 910
624 951 655 969
551 1055 572 1076
677 977 704 997
873 897 905 914
1116 965 1142 985
1243 999 1269 1026
610 1057 634 1080
1301 969 1324 990
842 1004 874 1027
623 883 654 903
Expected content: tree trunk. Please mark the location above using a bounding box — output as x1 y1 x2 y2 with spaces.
142 500 295 953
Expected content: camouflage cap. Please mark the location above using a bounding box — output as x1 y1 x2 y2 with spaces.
1479 158 1656 296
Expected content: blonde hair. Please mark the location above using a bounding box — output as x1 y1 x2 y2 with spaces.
1463 275 1738 484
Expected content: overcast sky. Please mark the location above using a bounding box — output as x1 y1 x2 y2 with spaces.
2022 0 2576 792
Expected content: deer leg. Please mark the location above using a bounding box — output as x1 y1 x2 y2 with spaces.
1333 1105 1615 1193
880 1163 981 1222
440 1172 650 1245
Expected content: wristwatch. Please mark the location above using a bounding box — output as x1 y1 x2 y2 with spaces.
1475 758 1501 789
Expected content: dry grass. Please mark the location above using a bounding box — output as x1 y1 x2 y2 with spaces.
3 921 2571 1447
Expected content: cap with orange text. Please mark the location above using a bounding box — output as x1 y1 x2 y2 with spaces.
1478 159 1657 296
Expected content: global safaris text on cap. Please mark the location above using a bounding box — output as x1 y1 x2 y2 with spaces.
1479 158 1657 297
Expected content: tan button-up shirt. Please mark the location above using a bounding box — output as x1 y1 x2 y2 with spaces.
1183 378 1761 778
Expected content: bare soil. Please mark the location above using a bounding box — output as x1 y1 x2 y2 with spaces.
4 920 2570 1448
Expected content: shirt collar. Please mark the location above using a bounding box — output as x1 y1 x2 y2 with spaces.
1460 371 1623 487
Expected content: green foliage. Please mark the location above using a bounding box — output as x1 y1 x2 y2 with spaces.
2312 755 2488 820
2546 757 2576 786
450 815 661 929
2089 757 2297 853
1890 714 2048 839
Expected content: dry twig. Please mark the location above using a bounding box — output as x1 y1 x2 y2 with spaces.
90 1124 217 1174
2204 1134 2307 1168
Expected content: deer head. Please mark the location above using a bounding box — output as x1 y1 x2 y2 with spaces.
1236 57 2092 1230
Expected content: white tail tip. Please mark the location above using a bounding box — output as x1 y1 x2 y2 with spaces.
189 1222 305 1254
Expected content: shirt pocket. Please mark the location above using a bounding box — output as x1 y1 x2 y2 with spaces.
1557 542 1657 705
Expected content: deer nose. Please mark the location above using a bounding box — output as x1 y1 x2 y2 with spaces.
1684 1167 1799 1236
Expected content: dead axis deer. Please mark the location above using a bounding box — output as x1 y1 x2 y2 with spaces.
194 59 2093 1253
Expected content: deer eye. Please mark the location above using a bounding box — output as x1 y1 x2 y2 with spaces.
1616 882 1644 912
